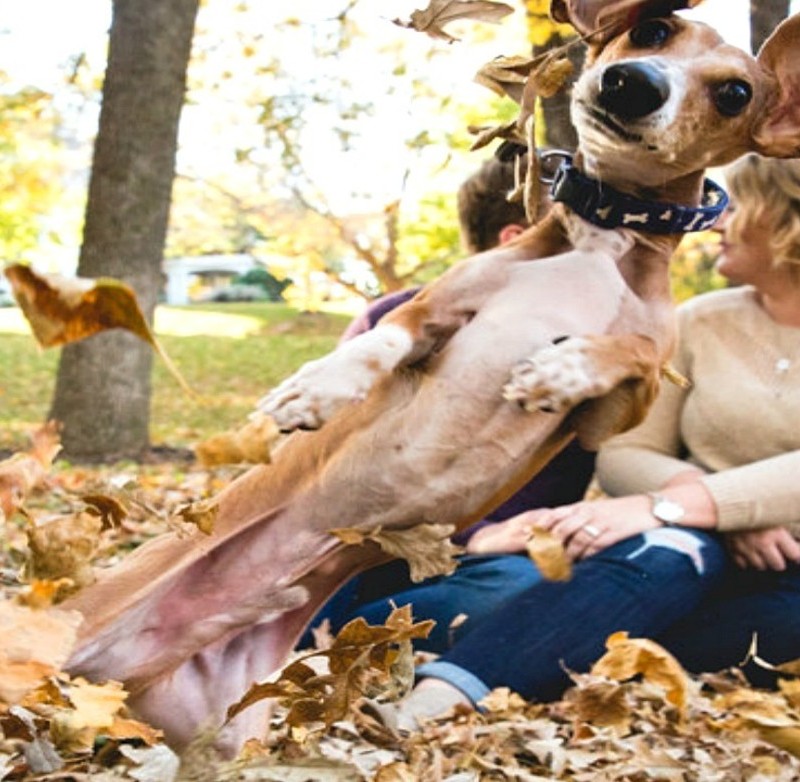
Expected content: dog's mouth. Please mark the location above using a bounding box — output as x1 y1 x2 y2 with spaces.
590 108 645 143
582 103 645 144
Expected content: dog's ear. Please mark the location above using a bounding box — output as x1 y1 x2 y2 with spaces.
753 13 800 158
549 0 699 40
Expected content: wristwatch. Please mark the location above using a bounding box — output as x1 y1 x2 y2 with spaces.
647 492 686 526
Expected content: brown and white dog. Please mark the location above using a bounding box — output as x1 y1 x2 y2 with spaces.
63 0 800 756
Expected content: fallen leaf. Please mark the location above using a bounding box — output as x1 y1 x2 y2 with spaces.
393 0 514 43
526 527 572 581
226 606 433 731
0 421 61 519
194 413 280 467
81 493 128 528
173 497 219 535
4 263 195 397
0 601 82 704
24 511 103 593
119 744 180 782
591 632 690 709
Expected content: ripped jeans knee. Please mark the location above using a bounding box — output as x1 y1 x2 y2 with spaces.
592 527 728 596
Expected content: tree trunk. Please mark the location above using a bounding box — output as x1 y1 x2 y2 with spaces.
50 0 199 462
750 0 790 53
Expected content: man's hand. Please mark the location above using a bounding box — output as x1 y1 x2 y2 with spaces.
727 527 800 571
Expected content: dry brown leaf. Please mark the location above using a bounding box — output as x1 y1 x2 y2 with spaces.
526 527 572 581
0 421 61 519
80 493 128 528
393 0 514 43
0 601 82 704
173 497 219 535
570 679 632 734
474 54 537 103
24 511 103 594
226 606 433 730
194 413 280 467
4 263 195 397
591 631 690 709
330 523 462 582
16 579 76 609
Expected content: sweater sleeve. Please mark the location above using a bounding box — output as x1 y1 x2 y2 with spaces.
700 450 800 531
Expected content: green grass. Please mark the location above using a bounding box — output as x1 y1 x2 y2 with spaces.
0 302 352 451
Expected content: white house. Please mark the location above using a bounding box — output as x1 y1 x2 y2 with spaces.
162 253 258 305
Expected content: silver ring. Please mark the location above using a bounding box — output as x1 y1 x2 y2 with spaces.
583 523 601 539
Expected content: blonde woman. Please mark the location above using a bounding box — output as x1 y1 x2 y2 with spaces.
382 153 800 724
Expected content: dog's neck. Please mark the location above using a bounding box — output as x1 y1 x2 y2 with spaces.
550 158 727 235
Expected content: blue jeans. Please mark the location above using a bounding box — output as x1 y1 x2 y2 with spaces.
419 528 732 703
659 562 800 688
299 553 543 652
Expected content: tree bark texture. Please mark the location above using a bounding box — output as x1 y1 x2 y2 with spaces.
750 0 790 54
50 0 199 462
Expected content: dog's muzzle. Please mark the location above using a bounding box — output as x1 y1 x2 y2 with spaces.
597 62 670 120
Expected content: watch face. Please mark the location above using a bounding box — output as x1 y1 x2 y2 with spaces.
655 499 684 523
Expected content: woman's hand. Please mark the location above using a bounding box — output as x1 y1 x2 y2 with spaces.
466 495 660 560
531 495 659 560
727 527 800 571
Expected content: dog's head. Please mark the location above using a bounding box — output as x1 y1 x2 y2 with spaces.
554 1 800 192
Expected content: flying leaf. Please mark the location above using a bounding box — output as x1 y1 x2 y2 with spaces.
330 523 462 582
4 263 195 398
194 412 280 467
0 421 61 520
0 601 82 704
591 631 690 709
393 0 514 43
526 527 572 581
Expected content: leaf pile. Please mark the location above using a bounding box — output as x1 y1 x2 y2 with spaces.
2 438 800 780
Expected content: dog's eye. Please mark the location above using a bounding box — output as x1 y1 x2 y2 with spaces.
713 80 753 117
629 19 672 48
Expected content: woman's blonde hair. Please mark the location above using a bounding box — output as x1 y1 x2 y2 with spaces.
725 153 800 280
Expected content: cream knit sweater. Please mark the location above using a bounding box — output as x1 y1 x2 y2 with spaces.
597 286 800 532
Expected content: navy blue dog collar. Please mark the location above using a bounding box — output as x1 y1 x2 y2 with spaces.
550 159 728 234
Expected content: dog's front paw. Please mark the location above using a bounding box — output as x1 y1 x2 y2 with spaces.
256 355 371 432
503 337 602 413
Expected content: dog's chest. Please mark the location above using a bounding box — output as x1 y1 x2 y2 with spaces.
435 251 638 378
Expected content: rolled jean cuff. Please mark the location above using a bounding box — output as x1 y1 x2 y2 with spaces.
416 660 492 709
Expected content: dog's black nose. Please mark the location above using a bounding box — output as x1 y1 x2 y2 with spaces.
598 62 670 119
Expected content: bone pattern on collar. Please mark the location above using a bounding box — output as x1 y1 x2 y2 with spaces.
550 158 728 234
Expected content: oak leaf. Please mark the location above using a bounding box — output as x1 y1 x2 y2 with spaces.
393 0 514 43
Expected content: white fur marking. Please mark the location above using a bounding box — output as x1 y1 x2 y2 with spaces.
257 323 414 430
